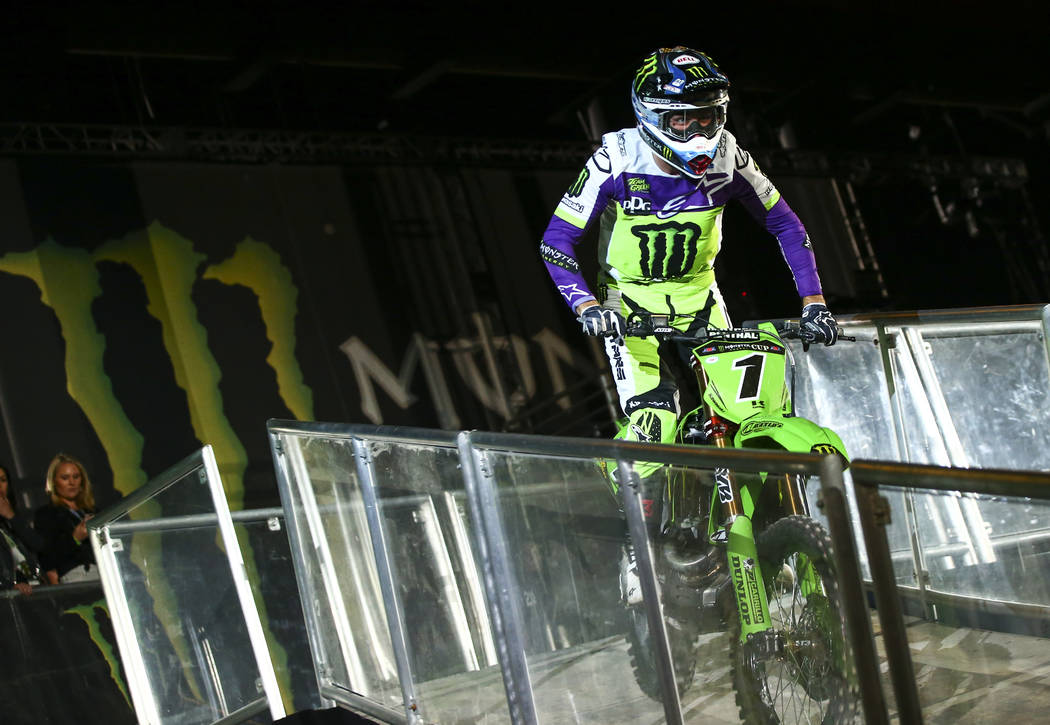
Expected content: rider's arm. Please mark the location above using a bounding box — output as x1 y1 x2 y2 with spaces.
764 198 824 300
729 144 825 301
540 141 617 315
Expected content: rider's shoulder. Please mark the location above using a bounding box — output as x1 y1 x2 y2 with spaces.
601 128 665 174
710 128 743 173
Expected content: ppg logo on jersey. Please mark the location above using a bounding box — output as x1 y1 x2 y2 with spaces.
622 197 652 213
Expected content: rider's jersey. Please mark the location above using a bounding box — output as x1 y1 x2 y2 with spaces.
540 127 823 312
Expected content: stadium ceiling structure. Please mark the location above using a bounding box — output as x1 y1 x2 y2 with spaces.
1 2 1046 163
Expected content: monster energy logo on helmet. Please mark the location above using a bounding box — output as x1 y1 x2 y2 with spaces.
634 47 729 100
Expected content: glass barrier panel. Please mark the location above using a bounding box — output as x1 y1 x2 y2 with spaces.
274 433 400 710
791 311 1050 473
874 484 1050 723
363 439 511 724
477 449 667 723
789 324 901 462
234 513 322 715
93 464 269 724
924 330 1050 470
476 447 859 724
896 487 1050 606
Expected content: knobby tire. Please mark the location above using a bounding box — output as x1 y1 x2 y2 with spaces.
730 515 860 724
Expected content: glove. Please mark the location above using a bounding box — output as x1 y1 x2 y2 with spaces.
799 303 838 349
579 306 625 340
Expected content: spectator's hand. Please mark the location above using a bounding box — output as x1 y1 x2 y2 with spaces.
46 570 59 586
799 303 838 350
14 582 32 596
73 519 90 543
0 496 13 520
579 306 626 341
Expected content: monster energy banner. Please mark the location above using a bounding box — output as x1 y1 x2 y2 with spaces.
0 585 135 725
0 157 600 510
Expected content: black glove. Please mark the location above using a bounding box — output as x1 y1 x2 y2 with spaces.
579 306 626 340
799 303 838 349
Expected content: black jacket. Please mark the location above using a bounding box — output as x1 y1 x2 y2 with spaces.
0 511 44 589
33 504 95 578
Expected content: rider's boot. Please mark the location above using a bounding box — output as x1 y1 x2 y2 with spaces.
616 469 667 607
619 534 643 606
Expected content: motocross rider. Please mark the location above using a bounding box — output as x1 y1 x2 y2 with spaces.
539 46 838 604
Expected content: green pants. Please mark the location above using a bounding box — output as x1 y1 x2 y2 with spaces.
601 280 731 475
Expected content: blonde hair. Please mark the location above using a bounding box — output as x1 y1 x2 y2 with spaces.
45 453 95 511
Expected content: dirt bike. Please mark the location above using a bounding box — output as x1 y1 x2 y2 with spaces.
608 311 860 724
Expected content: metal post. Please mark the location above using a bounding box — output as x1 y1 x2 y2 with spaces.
618 460 684 725
854 482 924 724
878 325 934 619
817 457 889 724
456 432 538 724
352 439 424 725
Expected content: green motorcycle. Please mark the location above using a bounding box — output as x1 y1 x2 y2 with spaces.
612 311 859 724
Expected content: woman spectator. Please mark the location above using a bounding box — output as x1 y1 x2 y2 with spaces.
34 453 98 584
0 462 45 595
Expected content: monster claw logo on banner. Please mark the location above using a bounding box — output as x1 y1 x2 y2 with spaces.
0 227 312 505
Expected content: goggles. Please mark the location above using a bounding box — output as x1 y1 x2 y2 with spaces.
658 104 727 141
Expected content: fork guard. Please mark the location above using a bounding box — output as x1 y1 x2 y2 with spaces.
733 414 850 468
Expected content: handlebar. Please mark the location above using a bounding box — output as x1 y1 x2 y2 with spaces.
621 311 856 344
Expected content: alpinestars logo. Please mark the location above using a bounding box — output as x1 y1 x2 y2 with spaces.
631 221 703 279
630 410 662 443
557 283 590 304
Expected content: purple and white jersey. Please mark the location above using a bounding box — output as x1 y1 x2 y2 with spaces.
540 127 822 311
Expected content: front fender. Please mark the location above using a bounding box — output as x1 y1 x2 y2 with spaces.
734 414 850 467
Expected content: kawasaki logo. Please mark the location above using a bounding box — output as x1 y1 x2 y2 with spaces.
631 221 702 280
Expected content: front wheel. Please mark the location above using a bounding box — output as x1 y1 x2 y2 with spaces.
730 515 860 724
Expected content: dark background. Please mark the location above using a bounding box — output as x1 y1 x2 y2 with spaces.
3 0 1047 309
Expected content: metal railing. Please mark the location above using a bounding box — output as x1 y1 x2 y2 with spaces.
266 419 884 725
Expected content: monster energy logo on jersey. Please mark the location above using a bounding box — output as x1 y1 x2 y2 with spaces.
567 167 590 197
632 221 702 279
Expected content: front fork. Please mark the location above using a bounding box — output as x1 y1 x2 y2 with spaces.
708 415 822 641
706 418 773 641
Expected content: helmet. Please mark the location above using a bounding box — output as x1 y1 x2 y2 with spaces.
631 47 730 178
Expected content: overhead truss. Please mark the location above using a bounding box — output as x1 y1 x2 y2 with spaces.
0 122 1030 186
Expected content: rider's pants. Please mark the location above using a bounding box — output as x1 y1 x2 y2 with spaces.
601 280 731 484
